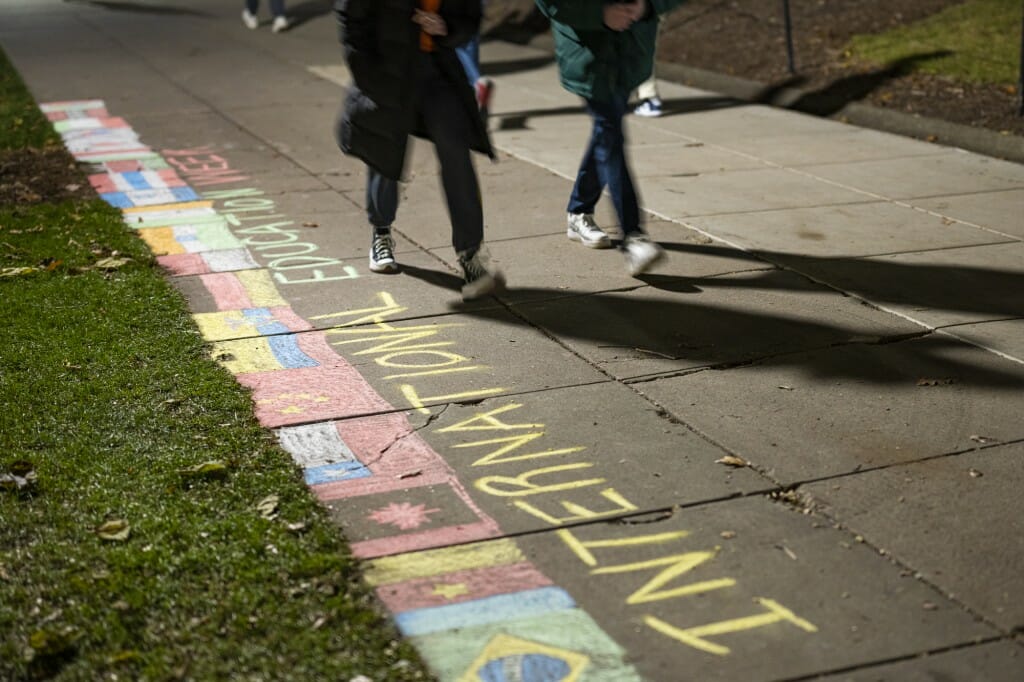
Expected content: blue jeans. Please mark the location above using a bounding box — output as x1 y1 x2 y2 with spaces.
567 93 642 236
245 0 285 16
456 0 485 84
456 36 481 84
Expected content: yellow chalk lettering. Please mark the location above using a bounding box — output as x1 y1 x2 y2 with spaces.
436 403 543 433
514 487 639 526
400 384 506 414
644 598 818 656
475 463 604 497
329 325 460 355
384 365 484 380
311 292 405 325
555 528 691 567
454 432 585 466
595 551 735 604
376 350 468 369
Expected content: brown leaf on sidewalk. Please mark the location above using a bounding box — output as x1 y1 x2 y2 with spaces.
916 377 955 387
715 455 748 468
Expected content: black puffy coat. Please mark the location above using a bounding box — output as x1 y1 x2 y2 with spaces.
335 0 495 181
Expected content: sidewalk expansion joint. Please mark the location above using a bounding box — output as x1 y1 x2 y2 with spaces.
771 635 1013 682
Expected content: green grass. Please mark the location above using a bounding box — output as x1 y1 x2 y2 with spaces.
848 0 1022 85
0 47 431 681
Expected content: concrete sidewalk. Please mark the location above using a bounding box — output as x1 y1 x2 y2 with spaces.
4 0 1023 679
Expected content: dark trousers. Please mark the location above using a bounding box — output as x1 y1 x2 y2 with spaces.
366 53 483 255
567 92 642 236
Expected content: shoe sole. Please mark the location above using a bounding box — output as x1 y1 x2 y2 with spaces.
566 228 612 249
634 110 663 117
369 260 399 274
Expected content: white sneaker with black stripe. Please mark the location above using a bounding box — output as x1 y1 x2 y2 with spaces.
369 231 398 273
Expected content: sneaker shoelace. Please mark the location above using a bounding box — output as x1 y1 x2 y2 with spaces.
461 253 487 281
372 235 395 261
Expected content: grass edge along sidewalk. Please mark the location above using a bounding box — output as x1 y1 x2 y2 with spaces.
0 47 432 681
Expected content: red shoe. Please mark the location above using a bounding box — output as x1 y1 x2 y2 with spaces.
475 77 494 116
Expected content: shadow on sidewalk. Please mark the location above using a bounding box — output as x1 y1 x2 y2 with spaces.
63 0 211 16
399 247 1023 389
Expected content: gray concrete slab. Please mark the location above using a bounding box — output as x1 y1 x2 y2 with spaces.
804 442 1024 633
942 319 1024 363
705 127 951 168
816 640 1024 681
687 201 1012 259
643 167 875 219
513 495 994 681
773 242 1024 328
637 336 1024 483
800 152 1024 200
911 189 1024 240
321 381 766 541
432 222 770 305
629 140 770 176
315 306 610 412
506 269 921 380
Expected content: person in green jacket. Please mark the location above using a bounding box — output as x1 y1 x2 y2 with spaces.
535 0 684 275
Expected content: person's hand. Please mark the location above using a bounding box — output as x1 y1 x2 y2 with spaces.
413 9 447 36
604 0 646 31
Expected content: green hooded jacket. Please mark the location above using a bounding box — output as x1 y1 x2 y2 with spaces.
535 0 686 101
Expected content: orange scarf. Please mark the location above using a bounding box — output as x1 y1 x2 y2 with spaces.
418 0 441 52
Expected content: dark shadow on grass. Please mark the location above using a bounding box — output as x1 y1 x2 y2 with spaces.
764 51 954 117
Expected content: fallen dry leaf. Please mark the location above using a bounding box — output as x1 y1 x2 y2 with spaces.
720 530 736 539
397 470 423 480
917 377 955 387
96 519 131 542
256 495 280 519
715 455 748 468
968 468 983 478
302 222 319 228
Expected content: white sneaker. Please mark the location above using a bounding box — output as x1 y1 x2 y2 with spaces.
566 213 612 249
458 246 503 300
633 97 663 117
621 233 665 276
369 232 398 273
241 9 259 29
271 15 290 33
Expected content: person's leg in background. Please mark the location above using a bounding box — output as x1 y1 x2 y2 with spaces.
456 1 495 114
365 167 400 273
633 18 663 117
580 93 664 274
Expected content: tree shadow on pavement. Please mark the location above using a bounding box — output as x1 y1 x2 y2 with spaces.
651 241 1024 322
401 244 1024 389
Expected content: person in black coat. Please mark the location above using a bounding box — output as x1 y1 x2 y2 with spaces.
335 0 501 300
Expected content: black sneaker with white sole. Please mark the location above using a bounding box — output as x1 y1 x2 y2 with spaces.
458 246 503 300
369 231 398 273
